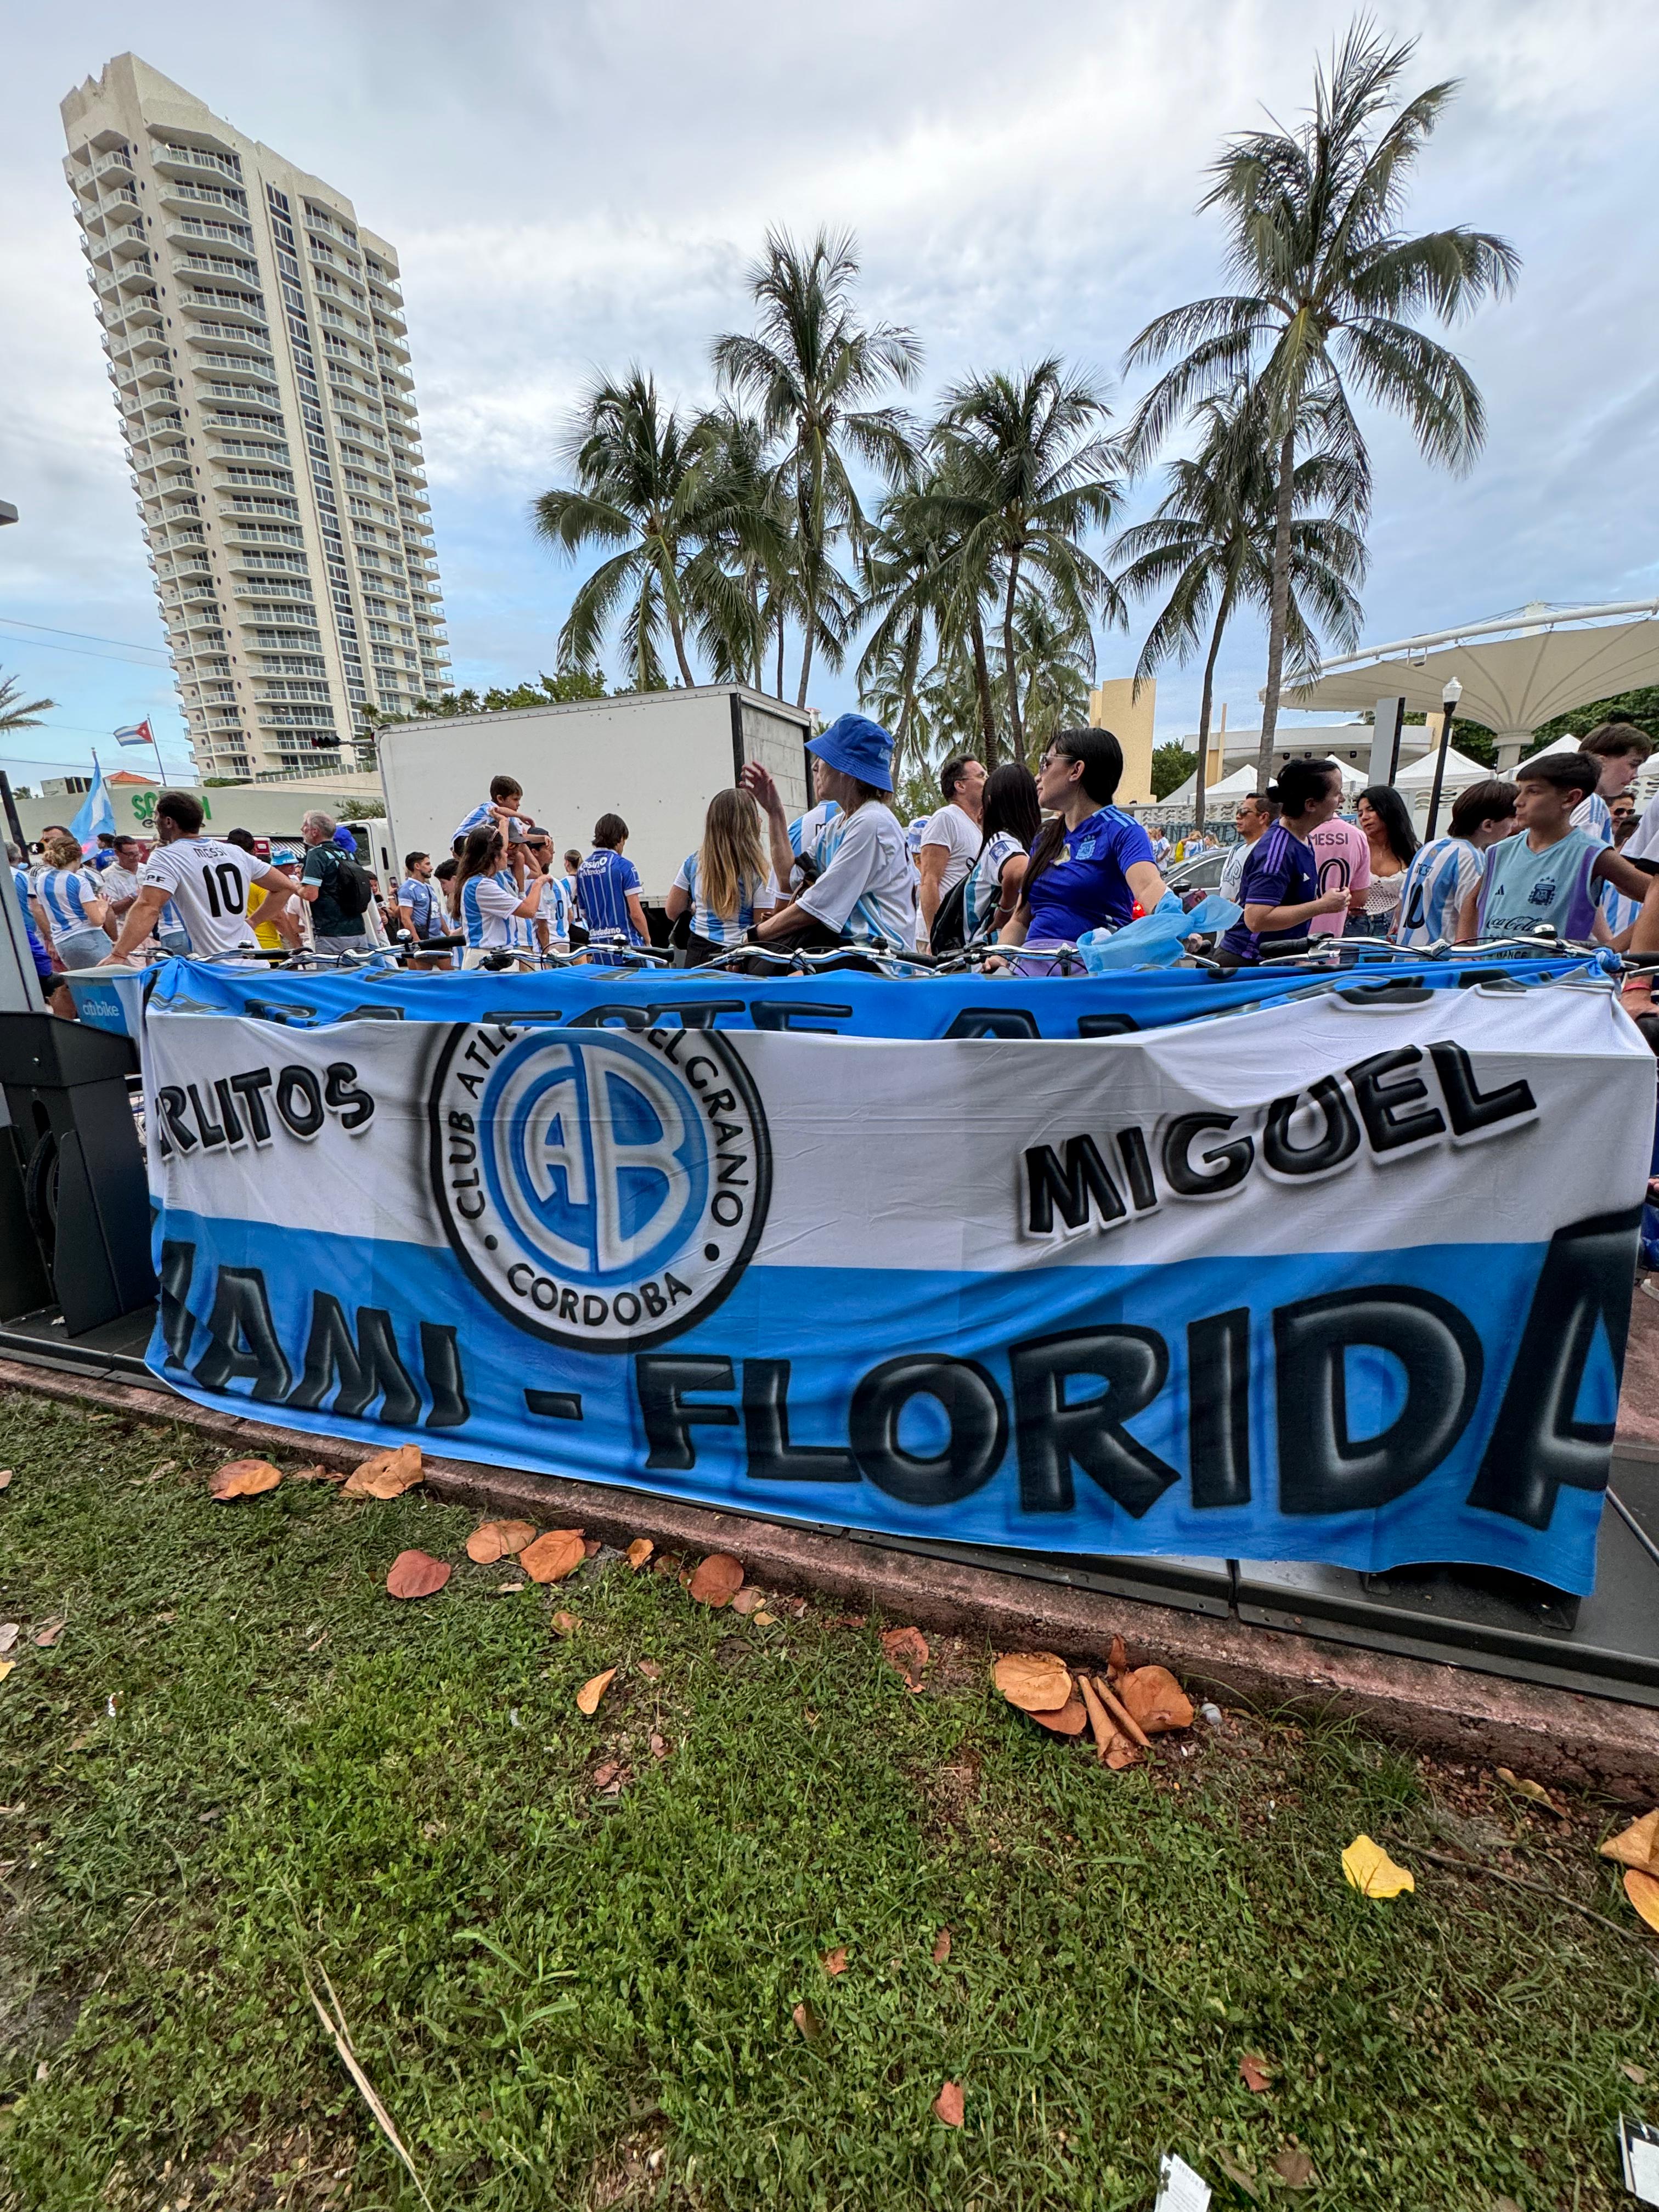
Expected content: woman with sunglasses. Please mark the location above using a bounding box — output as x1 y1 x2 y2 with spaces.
990 729 1168 970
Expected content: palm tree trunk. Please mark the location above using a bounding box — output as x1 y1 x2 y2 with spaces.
1001 552 1023 755
794 461 819 710
1256 421 1297 791
969 617 998 764
775 606 786 699
1194 594 1229 833
656 534 697 687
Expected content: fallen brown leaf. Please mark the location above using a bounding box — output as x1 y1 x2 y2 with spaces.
753 1610 778 1627
932 1928 951 1964
1107 1633 1127 1680
821 1946 848 1977
626 1537 654 1570
1622 2061 1650 2085
688 1552 744 1607
651 1553 679 1576
465 1519 538 1564
1600 1810 1659 1871
992 1651 1071 1714
592 1760 625 1794
550 1610 580 1637
1118 1664 1194 1735
731 1587 765 1616
1028 1694 1089 1737
210 1457 282 1500
521 1530 586 1583
792 2000 822 2042
1626 1867 1659 1933
1076 1672 1113 1760
495 1579 526 1594
0 1627 16 1656
31 1619 65 1649
880 1626 930 1690
0 1471 12 1492
576 1668 616 1717
637 1658 663 1679
385 1550 450 1600
342 1444 424 1499
649 1733 670 1759
1239 2052 1275 2094
1216 2152 1261 2202
1496 1767 1565 1817
1105 1731 1140 1770
933 2081 964 2128
1091 1673 1153 1752
583 1537 601 1557
1271 2149 1318 2188
288 1463 347 1485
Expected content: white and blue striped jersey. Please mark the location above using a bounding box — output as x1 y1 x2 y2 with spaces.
37 866 103 939
460 869 523 950
796 802 917 949
1394 836 1484 947
577 848 643 944
1604 883 1645 939
538 872 572 943
788 799 841 859
12 865 46 955
452 800 526 848
1572 792 1613 848
673 851 777 946
964 831 1022 940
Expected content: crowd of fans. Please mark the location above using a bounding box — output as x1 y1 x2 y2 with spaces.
9 710 1659 1013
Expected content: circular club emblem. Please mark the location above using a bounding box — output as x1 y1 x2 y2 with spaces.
429 1022 771 1351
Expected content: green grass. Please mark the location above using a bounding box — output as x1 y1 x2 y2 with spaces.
0 1391 1655 2210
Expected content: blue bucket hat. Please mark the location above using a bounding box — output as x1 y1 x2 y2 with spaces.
806 712 894 794
332 825 359 851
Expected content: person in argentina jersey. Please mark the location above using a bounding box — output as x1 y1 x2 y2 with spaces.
1459 751 1656 944
448 825 552 968
666 788 777 964
1393 778 1516 947
787 755 842 860
963 762 1041 942
1570 720 1652 846
1218 758 1350 963
991 727 1170 972
8 840 63 1011
1601 794 1646 946
743 713 916 955
577 815 649 949
34 834 113 970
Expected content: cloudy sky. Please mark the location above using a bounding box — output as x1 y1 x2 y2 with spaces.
4 0 1656 783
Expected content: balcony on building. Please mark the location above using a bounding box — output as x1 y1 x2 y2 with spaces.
150 133 243 183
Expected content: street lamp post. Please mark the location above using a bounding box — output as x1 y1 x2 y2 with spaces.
1425 676 1463 840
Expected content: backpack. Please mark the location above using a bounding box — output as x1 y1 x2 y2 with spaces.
325 845 373 918
928 870 970 954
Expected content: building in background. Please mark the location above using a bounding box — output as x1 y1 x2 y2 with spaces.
60 54 452 783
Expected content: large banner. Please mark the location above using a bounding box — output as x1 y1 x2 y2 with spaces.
142 969 1651 1594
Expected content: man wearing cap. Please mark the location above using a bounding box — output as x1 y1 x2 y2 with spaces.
743 713 917 954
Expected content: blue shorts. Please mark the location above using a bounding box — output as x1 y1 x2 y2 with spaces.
30 938 53 983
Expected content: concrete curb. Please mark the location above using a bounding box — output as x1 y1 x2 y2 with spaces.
5 1355 1658 1801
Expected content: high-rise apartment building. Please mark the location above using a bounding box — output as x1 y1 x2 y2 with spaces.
60 54 452 781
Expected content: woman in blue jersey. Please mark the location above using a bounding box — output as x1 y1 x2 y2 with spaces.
665 788 777 964
1393 780 1517 948
447 825 550 968
963 762 1041 943
35 834 113 970
991 729 1169 970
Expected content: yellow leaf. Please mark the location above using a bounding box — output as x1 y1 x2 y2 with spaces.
0 1662 13 1683
1342 1834 1415 1899
1600 1810 1659 1871
1626 1868 1659 1933
576 1668 616 1717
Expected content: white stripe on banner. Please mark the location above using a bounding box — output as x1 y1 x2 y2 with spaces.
140 979 1654 1593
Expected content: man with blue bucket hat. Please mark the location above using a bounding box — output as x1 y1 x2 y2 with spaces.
742 713 918 955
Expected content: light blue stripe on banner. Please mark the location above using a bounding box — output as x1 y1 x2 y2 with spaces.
148 1210 1622 1593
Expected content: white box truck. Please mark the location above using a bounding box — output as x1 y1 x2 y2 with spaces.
375 685 814 906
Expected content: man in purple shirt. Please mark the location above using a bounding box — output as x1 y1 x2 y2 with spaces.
1221 759 1350 962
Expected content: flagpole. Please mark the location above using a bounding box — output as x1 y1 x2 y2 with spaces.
151 726 165 787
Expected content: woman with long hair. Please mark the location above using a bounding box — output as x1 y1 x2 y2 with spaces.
1352 784 1420 940
448 823 549 967
35 833 112 970
991 729 1169 969
1218 758 1350 963
665 787 777 965
963 761 1042 942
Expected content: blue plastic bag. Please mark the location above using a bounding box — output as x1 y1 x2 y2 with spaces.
1076 891 1242 972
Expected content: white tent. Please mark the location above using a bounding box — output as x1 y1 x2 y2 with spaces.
1285 599 1659 770
1390 744 1494 792
1165 755 1365 807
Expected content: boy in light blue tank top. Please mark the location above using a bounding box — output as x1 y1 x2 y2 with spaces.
1461 751 1655 944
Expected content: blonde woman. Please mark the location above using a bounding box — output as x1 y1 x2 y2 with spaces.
35 834 112 970
665 787 777 964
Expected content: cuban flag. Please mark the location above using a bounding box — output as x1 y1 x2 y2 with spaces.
69 759 116 855
114 720 154 748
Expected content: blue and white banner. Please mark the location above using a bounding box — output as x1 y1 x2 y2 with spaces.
140 967 1651 1594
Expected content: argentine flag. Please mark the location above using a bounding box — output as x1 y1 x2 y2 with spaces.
69 759 115 855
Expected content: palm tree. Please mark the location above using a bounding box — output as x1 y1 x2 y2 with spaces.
930 360 1126 758
1113 387 1366 827
714 228 921 707
0 673 57 738
1124 22 1518 788
533 369 721 690
679 405 788 691
996 590 1095 763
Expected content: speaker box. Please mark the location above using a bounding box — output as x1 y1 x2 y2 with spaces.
0 1014 155 1334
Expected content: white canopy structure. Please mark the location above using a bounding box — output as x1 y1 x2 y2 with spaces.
1390 744 1493 792
1284 600 1659 770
